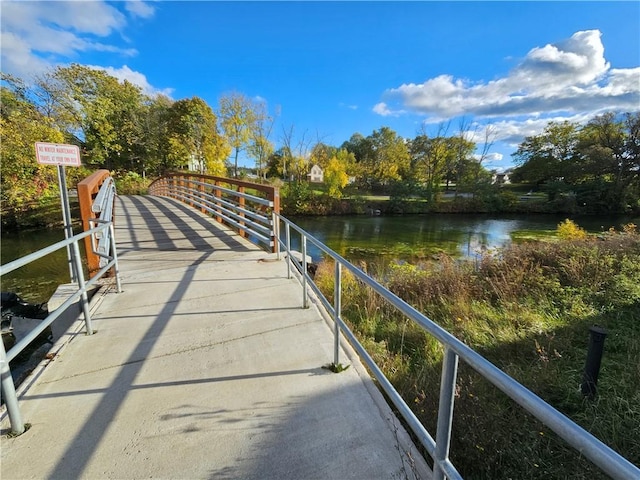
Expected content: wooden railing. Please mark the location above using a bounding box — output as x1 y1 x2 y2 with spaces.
77 170 113 277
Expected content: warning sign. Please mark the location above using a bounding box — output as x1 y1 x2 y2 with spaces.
35 142 81 167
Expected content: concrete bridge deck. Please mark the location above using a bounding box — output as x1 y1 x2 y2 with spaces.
1 195 427 479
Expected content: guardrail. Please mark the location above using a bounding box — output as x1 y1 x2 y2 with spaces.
0 223 122 436
78 170 116 277
148 173 279 253
275 214 640 480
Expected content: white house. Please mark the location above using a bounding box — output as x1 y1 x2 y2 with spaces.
492 170 511 185
308 164 324 183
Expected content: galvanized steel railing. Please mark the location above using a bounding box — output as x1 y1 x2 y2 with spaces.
0 223 122 436
275 214 640 480
148 173 279 253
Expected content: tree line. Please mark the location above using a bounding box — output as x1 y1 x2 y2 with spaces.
1 65 638 218
512 113 640 213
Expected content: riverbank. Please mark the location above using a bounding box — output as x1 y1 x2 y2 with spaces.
314 224 640 479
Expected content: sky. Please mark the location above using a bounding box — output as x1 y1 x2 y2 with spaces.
1 1 639 171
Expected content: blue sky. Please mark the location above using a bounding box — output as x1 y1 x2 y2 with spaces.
2 1 639 171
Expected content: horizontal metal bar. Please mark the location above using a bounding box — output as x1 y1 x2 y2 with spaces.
175 185 272 224
180 190 272 235
187 179 273 207
91 177 115 213
0 224 110 277
170 192 272 246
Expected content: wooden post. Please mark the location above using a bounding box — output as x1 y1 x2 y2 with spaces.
269 187 280 253
77 169 112 278
214 181 222 223
238 186 246 237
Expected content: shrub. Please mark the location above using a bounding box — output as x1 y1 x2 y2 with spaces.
557 219 587 240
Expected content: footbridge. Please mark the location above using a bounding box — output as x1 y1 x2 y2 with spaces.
1 172 638 480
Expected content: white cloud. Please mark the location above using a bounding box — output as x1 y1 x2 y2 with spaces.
487 112 597 147
373 102 401 116
125 1 155 19
94 65 173 97
376 30 639 121
0 0 158 92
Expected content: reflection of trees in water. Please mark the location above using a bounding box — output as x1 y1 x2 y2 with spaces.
291 215 551 264
1 228 83 303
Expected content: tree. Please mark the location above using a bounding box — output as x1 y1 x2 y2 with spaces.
575 112 640 210
141 94 174 176
361 127 410 189
43 64 149 170
309 142 337 169
324 149 354 198
280 124 312 181
512 121 580 185
0 78 64 214
410 123 452 200
246 100 275 179
167 97 230 175
219 92 264 177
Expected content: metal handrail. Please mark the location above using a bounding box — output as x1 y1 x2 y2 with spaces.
0 222 122 436
275 213 640 480
149 173 279 252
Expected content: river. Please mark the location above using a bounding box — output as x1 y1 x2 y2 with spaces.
2 214 638 302
1 228 79 304
289 213 639 264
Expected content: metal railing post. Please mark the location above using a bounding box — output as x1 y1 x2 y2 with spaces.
109 223 123 293
333 262 342 365
434 348 459 480
0 340 25 435
301 235 308 308
273 212 281 260
285 222 291 279
71 239 94 335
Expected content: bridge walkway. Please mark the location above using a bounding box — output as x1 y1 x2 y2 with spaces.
1 195 427 479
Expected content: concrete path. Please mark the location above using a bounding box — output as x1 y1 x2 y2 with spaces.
1 195 429 480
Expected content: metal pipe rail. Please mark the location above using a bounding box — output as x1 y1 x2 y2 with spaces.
148 173 279 252
275 214 640 480
78 170 114 277
0 223 122 436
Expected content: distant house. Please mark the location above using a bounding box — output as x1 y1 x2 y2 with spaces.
308 164 324 183
492 170 512 185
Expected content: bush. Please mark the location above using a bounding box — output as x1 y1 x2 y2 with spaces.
113 171 151 195
557 219 587 240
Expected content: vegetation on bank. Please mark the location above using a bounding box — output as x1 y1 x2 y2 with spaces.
314 221 640 479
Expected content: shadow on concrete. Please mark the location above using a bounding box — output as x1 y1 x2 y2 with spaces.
46 250 212 478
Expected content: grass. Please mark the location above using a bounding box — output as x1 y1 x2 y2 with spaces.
314 225 640 479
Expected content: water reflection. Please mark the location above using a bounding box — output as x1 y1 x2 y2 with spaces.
289 214 639 264
1 229 82 303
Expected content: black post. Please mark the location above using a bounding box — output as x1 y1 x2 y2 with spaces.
581 326 607 398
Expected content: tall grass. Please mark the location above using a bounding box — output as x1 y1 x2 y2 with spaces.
314 225 640 479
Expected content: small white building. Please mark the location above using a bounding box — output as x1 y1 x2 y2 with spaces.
492 170 511 185
308 164 324 183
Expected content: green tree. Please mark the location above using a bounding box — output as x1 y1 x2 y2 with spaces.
361 127 410 189
512 121 580 185
219 92 264 177
45 64 148 170
0 78 64 215
167 97 230 175
575 112 640 210
410 132 450 201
